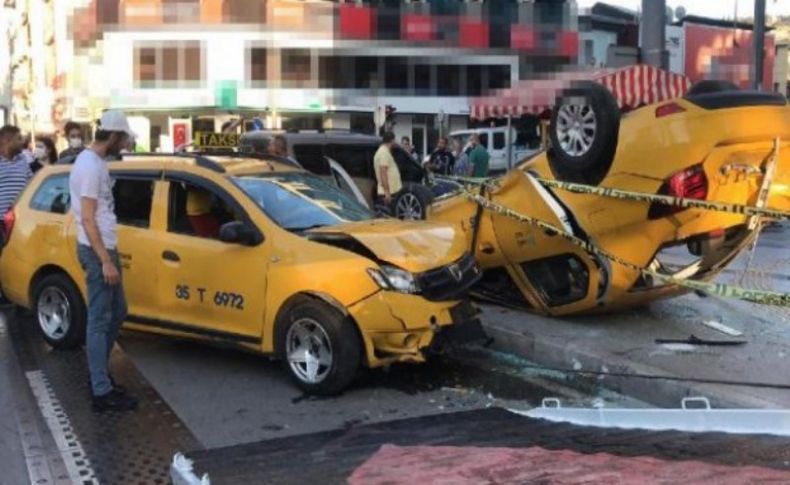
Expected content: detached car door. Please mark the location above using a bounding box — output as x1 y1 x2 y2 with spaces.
150 174 269 345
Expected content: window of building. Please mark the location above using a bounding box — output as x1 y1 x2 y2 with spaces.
487 65 511 90
281 49 312 87
223 0 265 23
437 65 461 96
162 0 200 23
414 64 433 95
113 179 154 228
30 174 70 214
354 57 380 90
385 58 408 91
134 41 204 88
249 47 267 84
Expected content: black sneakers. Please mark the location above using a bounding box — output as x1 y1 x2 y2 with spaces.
92 388 139 412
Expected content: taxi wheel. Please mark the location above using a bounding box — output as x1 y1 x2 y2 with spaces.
33 273 86 350
548 81 620 186
276 298 361 395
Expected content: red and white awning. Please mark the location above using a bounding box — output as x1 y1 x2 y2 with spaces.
470 64 693 120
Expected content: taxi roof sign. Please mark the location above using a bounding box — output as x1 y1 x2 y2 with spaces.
194 132 240 149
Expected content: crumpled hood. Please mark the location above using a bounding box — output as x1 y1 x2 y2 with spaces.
307 219 467 273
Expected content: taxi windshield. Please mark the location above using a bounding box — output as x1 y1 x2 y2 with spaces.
231 172 374 231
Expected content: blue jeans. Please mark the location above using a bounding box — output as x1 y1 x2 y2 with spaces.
77 245 127 396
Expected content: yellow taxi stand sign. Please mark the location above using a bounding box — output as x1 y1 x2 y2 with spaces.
193 132 240 149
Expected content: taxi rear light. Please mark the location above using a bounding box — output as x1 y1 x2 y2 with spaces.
2 207 15 245
655 102 686 118
648 165 708 220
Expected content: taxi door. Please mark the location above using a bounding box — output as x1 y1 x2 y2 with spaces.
145 175 270 347
109 172 164 320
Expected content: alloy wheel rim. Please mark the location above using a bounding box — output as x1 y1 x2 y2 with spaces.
395 193 423 220
37 287 71 340
556 103 597 157
286 318 333 384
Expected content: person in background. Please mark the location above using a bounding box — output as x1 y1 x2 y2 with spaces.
401 136 418 162
59 121 85 160
452 138 470 177
468 133 490 178
425 136 455 176
0 125 33 231
70 110 138 412
374 131 402 210
30 136 58 173
268 134 299 165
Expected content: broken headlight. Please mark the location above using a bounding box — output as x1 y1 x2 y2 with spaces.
367 265 420 294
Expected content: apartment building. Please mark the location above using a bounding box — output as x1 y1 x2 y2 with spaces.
5 0 579 156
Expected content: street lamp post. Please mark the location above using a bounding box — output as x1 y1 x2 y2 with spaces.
753 0 767 91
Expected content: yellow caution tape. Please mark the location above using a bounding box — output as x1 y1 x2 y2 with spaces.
536 178 790 221
465 190 790 307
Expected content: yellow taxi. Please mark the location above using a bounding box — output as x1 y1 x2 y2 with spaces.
428 83 789 315
0 153 482 394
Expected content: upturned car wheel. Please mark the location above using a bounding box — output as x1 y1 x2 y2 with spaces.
276 297 361 395
549 81 620 186
33 273 86 349
394 184 434 220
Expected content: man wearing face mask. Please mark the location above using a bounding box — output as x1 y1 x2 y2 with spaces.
70 110 138 412
59 121 86 160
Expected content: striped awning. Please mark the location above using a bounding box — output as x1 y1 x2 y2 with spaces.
470 64 693 120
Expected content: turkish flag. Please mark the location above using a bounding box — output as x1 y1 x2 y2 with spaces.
173 123 187 148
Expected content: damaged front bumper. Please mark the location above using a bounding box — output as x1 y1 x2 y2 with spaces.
349 293 487 368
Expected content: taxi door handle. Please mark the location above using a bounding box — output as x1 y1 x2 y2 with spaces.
162 250 180 262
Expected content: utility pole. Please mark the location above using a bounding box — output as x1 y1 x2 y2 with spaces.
753 0 766 91
641 0 668 69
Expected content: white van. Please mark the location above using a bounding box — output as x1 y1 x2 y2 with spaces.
449 126 541 173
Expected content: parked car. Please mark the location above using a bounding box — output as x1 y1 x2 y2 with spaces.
0 153 483 394
239 131 452 219
429 82 790 315
449 126 542 173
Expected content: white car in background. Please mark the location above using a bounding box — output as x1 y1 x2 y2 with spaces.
450 126 541 173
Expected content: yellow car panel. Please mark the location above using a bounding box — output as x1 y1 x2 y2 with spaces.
0 155 482 394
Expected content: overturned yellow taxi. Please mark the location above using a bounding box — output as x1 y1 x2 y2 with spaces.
0 153 482 394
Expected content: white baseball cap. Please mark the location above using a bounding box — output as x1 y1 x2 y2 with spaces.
98 109 136 138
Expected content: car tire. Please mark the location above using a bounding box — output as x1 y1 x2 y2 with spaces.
276 297 361 395
686 80 739 96
33 273 86 350
393 183 434 220
548 81 621 186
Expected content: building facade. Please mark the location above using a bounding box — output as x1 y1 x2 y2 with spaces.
3 0 580 158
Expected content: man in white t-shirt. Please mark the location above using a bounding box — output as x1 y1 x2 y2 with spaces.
69 110 138 412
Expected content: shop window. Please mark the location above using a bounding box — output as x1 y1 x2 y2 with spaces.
113 179 154 228
249 47 267 83
282 49 312 87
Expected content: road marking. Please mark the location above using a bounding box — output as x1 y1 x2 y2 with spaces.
25 370 99 485
701 320 744 337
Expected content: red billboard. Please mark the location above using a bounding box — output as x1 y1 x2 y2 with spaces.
683 23 774 90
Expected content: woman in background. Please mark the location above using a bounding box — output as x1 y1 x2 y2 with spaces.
30 136 58 172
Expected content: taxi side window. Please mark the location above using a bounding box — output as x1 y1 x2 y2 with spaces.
113 178 154 228
30 174 70 214
168 181 240 240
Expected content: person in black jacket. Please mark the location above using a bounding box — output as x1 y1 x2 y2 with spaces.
425 136 455 175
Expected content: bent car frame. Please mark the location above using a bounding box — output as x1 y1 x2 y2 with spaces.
428 81 790 316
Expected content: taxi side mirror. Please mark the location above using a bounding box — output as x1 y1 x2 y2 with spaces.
219 221 263 246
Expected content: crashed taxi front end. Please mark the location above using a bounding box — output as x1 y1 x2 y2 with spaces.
306 220 484 367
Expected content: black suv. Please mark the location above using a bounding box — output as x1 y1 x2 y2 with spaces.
239 130 446 219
